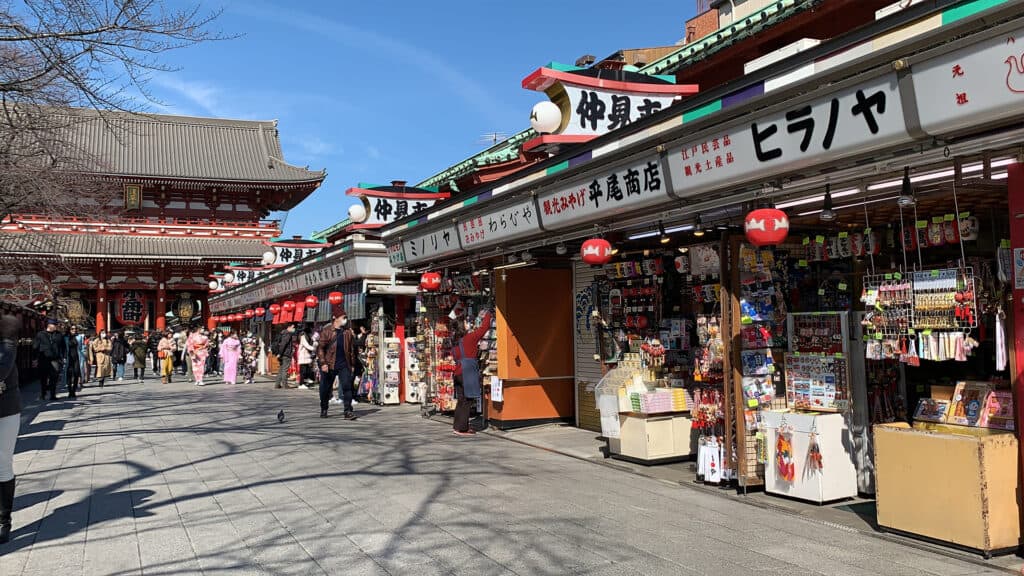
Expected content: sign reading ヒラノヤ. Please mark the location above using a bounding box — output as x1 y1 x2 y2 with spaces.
537 156 670 231
667 73 909 197
459 199 541 250
912 27 1024 135
403 226 462 265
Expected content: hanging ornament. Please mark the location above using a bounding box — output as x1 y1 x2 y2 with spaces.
255 307 266 317
420 272 442 291
244 309 254 318
305 295 319 308
744 208 789 246
269 304 282 315
807 432 824 472
580 238 613 266
328 291 344 306
959 215 980 240
282 301 296 312
775 428 796 482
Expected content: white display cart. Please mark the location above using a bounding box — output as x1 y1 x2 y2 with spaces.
762 410 857 503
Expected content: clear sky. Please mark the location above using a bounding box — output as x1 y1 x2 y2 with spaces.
148 0 697 238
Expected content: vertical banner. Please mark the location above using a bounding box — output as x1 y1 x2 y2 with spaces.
1006 162 1024 489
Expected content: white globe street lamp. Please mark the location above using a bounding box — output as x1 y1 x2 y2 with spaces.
530 101 562 134
348 201 369 224
262 250 276 266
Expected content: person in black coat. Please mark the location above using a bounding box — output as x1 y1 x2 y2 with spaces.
0 313 22 544
64 326 81 398
32 319 66 401
147 331 162 376
110 332 129 382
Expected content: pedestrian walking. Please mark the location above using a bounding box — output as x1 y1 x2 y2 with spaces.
242 332 259 384
272 324 297 389
0 313 22 544
297 326 315 389
206 330 221 376
111 331 128 382
219 331 241 385
63 326 82 398
71 326 86 391
147 330 162 376
175 330 188 376
316 309 356 419
32 318 66 401
186 326 209 386
450 309 493 437
130 334 148 383
158 331 175 384
89 330 113 387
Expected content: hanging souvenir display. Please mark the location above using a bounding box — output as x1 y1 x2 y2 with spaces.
806 431 824 472
775 422 796 483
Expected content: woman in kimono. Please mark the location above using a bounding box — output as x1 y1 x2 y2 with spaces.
89 331 113 387
185 326 209 386
242 333 259 384
219 331 241 385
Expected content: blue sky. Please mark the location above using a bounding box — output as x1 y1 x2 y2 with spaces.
148 1 696 237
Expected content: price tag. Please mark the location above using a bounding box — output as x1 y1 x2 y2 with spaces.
884 273 893 280
818 288 826 296
916 220 928 229
908 328 915 335
834 353 844 358
922 329 933 335
932 216 944 224
916 384 926 393
862 335 868 342
959 211 970 219
838 232 849 239
747 398 759 408
930 270 940 277
815 235 825 244
874 332 883 340
798 259 808 267
838 283 848 291
864 227 872 234
1000 239 1011 249
944 214 955 222
894 272 902 280
802 237 810 246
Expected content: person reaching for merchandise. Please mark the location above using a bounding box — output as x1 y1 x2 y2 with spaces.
450 308 493 437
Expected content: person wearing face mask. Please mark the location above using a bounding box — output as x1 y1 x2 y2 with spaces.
316 308 356 419
32 318 66 401
89 330 113 387
64 325 82 398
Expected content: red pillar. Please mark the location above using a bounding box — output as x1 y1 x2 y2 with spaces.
155 285 167 331
95 284 107 332
395 296 407 402
1007 161 1024 532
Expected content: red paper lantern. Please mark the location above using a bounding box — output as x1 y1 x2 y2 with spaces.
255 307 266 317
305 295 319 308
233 314 242 322
744 208 789 246
269 304 281 315
210 316 218 323
282 301 296 312
245 309 254 318
328 291 343 306
420 272 442 291
581 238 613 266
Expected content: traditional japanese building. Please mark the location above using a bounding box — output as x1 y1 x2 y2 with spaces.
0 108 326 332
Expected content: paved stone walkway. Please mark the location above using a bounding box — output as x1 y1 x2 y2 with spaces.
0 376 1012 575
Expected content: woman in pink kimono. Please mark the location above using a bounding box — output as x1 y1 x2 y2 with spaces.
219 331 241 385
185 326 210 386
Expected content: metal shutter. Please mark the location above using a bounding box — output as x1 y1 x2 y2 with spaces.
573 261 604 433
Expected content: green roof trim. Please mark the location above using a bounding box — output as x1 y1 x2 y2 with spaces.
462 196 479 207
546 160 570 176
356 182 439 192
546 61 585 72
311 218 352 241
682 99 722 123
942 0 1008 25
653 74 676 83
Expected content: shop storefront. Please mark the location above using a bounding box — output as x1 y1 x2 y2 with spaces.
383 2 1024 556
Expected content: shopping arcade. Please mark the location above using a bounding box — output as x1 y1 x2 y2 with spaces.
382 2 1024 555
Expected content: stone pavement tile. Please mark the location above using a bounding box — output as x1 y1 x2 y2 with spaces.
81 527 142 576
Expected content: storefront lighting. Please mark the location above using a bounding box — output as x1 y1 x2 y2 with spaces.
658 222 670 244
507 253 518 264
896 167 916 207
797 195 899 217
868 158 1015 191
627 224 693 241
819 184 837 222
678 247 689 254
775 187 860 209
494 261 534 271
520 251 534 262
555 243 567 255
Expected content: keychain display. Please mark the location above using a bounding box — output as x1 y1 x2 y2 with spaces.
785 354 850 412
775 419 796 483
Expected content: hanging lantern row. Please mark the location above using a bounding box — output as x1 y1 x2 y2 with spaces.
420 272 442 291
255 307 266 316
581 238 613 266
328 291 343 305
245 309 254 318
305 295 319 308
269 304 281 315
282 300 296 312
744 207 790 247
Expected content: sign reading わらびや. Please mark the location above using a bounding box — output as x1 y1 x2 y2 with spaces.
459 199 541 250
912 27 1024 135
667 73 909 197
537 156 670 231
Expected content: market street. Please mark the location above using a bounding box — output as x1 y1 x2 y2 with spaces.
0 377 1012 576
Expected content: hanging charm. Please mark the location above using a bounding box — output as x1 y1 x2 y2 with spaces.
807 432 824 472
775 423 796 483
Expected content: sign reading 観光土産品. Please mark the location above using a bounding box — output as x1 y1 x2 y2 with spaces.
536 155 670 231
667 73 909 197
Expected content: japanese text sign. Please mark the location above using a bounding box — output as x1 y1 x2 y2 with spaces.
667 73 908 197
403 225 462 265
561 84 677 137
912 26 1024 135
538 155 669 231
362 197 436 227
459 199 541 249
269 244 323 266
387 242 406 267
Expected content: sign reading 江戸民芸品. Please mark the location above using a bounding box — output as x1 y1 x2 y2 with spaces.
667 73 909 197
459 199 541 250
387 242 406 267
912 26 1024 136
403 226 462 266
537 156 670 231
561 84 678 138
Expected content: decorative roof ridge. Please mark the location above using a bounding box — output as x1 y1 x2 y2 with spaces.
415 128 537 188
59 106 282 130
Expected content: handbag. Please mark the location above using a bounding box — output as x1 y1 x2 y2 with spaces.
158 350 166 359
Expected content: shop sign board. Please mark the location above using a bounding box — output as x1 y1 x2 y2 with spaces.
561 84 678 137
387 242 406 267
403 225 462 266
267 243 324 267
360 197 437 227
459 199 541 250
667 73 908 197
537 155 669 231
912 26 1024 135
